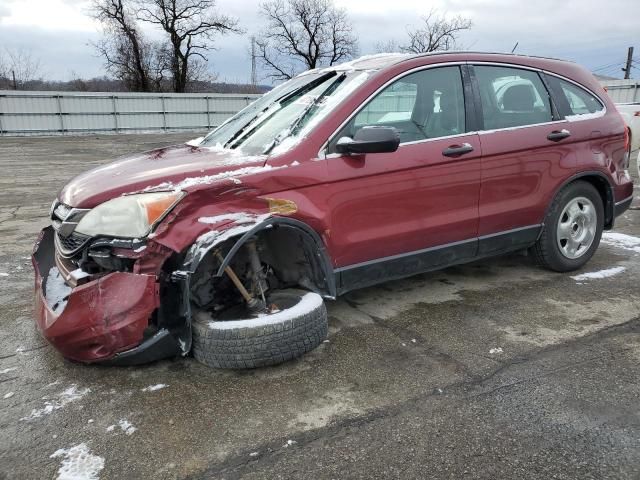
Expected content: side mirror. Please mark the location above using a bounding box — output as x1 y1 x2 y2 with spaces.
336 126 400 155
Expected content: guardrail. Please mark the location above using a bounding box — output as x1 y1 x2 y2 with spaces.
0 90 262 136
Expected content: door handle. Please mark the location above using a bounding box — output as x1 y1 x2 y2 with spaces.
442 143 474 157
547 129 571 142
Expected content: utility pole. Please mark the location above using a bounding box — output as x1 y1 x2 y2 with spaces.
622 46 634 79
250 36 258 87
11 70 17 90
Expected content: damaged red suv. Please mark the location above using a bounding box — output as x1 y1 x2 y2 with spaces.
33 52 633 368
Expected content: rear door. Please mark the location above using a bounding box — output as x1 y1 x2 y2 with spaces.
322 65 482 292
471 64 576 255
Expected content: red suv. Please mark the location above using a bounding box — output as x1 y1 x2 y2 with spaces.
32 52 633 368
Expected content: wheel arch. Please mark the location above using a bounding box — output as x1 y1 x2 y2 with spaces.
183 217 337 299
547 171 615 230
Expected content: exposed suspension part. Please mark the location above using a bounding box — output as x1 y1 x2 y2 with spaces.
245 239 268 304
214 250 264 312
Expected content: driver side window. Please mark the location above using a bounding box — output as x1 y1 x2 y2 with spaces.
329 66 466 153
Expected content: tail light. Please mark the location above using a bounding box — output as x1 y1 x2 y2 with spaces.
623 127 630 169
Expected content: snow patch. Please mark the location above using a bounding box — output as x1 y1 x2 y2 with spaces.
143 165 284 193
489 347 503 354
571 266 626 281
0 272 8 277
198 212 267 225
45 267 72 314
50 443 105 480
185 136 204 147
565 110 605 122
205 292 323 330
107 419 137 435
133 246 146 253
601 232 640 253
270 71 371 156
311 53 409 73
4 392 14 399
0 367 17 374
21 385 90 421
189 214 272 262
142 384 167 392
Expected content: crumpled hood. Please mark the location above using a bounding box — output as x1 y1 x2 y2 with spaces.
58 144 266 208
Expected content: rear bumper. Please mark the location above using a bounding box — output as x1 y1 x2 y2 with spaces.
33 227 161 363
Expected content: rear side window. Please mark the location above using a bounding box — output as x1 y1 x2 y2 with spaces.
474 66 553 130
551 77 604 118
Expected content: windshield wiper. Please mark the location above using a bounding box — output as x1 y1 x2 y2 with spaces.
263 73 346 155
224 71 338 150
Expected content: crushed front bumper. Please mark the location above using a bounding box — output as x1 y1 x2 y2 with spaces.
32 227 164 363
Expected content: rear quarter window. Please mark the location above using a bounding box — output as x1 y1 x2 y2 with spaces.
548 76 605 119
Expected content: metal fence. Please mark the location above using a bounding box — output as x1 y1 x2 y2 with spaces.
0 90 262 136
1 80 638 136
600 79 639 103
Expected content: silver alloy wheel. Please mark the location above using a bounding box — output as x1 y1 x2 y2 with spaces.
556 196 597 259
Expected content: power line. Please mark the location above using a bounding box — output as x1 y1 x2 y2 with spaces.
592 60 624 72
595 64 624 77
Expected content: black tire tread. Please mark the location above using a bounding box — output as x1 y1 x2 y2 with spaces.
192 289 328 369
533 180 603 272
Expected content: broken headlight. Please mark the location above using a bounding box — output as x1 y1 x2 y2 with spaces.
75 192 183 238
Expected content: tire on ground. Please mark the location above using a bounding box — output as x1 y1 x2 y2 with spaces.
192 289 328 369
533 180 604 272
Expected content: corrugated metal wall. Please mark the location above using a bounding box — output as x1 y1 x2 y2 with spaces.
0 91 262 136
1 81 638 136
600 80 640 103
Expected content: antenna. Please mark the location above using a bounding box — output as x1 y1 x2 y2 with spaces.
511 42 519 54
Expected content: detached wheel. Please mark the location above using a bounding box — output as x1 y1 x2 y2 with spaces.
192 289 328 369
534 180 604 272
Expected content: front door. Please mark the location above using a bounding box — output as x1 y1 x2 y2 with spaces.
322 65 482 292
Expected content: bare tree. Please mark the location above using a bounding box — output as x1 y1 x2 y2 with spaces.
0 47 43 89
255 0 358 81
0 51 7 88
91 0 167 92
402 10 472 54
136 0 240 93
374 39 400 54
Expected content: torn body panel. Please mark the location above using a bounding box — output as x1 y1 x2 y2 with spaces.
33 227 166 363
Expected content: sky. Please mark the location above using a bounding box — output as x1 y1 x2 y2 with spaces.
0 0 637 84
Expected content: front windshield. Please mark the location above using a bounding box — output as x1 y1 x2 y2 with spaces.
200 70 371 156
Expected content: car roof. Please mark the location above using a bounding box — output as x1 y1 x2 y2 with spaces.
312 51 575 74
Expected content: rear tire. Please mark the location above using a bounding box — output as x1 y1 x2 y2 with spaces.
192 289 328 369
533 180 604 272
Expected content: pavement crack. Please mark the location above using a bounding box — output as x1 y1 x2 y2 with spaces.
0 206 20 226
